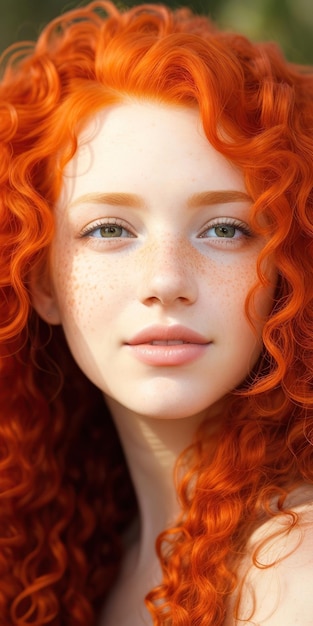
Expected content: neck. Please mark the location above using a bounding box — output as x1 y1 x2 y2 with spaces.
105 396 206 570
100 398 219 626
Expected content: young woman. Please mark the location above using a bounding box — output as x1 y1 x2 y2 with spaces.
1 2 313 625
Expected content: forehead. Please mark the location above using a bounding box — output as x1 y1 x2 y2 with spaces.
58 100 246 209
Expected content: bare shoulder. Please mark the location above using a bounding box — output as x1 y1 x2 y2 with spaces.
225 485 313 626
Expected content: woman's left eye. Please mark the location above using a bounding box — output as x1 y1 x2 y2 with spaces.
199 221 251 240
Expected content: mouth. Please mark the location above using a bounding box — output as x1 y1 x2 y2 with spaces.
126 325 210 366
149 340 189 345
127 324 209 346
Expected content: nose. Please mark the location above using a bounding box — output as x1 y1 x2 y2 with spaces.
136 236 198 307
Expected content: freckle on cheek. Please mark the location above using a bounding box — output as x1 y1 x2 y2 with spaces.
190 252 208 276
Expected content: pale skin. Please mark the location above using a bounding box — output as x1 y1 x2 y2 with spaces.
31 101 313 625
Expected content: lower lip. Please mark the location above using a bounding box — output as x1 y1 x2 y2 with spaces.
126 343 209 366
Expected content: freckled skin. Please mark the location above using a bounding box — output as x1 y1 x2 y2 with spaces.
42 102 275 421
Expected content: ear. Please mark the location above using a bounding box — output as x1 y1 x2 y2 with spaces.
30 263 62 325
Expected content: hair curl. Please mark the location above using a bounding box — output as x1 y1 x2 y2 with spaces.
1 2 313 624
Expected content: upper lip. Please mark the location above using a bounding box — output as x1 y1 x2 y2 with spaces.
126 325 209 345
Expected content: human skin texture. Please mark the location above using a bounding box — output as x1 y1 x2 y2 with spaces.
33 101 275 423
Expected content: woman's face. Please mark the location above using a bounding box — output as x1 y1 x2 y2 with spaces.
35 101 275 420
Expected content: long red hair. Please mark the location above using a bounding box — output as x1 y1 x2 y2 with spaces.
1 2 313 624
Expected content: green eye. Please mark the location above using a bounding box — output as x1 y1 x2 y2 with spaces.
214 225 236 238
199 220 251 240
81 219 135 239
99 225 124 237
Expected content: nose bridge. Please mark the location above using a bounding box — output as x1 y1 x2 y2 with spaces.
152 232 186 267
145 232 192 276
136 233 198 305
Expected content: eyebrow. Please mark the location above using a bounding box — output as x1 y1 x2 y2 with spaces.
187 190 251 208
68 192 145 210
68 189 251 211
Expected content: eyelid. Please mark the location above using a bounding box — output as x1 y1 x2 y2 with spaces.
198 217 253 238
79 217 136 238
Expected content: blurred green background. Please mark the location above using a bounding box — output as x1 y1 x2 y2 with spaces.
0 0 312 62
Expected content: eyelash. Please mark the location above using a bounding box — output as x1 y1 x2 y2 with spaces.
80 218 135 239
199 218 252 240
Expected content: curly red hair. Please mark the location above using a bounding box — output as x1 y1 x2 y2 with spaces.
1 2 313 624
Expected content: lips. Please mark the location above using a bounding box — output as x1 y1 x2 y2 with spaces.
127 325 209 346
126 325 210 366
150 340 185 345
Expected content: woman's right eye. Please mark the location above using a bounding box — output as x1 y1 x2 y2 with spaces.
81 220 135 239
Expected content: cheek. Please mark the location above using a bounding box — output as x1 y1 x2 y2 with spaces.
209 258 275 346
202 259 254 310
52 249 130 332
